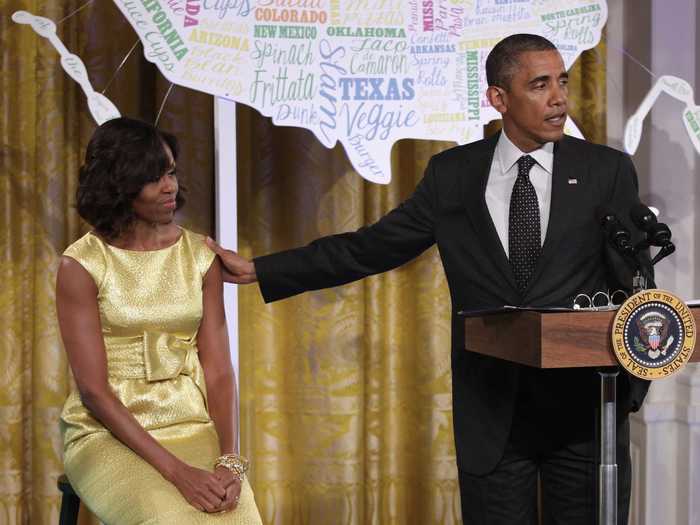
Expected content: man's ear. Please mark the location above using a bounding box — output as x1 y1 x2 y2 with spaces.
486 85 507 115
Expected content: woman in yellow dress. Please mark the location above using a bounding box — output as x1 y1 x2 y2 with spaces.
56 117 262 524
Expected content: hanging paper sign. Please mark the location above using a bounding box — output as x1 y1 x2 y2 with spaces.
14 1 608 183
624 75 700 157
12 10 121 124
109 0 607 182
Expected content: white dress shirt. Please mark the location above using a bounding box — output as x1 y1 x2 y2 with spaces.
485 131 554 258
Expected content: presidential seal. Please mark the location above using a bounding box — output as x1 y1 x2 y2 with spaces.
611 289 696 379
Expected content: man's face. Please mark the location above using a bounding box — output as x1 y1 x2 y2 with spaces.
489 50 568 152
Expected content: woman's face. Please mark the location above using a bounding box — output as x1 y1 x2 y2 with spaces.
132 143 178 225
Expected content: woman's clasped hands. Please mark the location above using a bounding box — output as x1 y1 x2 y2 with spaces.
166 461 242 513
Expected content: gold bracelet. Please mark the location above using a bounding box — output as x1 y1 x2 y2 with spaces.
214 453 249 481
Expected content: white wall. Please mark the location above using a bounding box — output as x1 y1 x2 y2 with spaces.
607 1 700 523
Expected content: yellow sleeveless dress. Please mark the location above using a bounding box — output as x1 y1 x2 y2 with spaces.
60 228 262 525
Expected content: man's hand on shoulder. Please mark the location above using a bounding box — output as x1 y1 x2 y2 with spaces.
205 237 258 284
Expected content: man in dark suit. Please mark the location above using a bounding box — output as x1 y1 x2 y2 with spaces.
208 34 649 524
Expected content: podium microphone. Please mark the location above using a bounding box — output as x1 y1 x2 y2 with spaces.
596 206 635 258
597 206 652 293
629 203 676 265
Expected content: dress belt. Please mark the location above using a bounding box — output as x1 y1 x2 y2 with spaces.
105 331 200 383
104 331 208 406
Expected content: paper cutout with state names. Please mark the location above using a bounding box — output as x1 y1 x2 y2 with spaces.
14 1 618 183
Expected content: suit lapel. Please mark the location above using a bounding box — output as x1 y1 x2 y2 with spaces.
526 135 588 294
460 133 519 293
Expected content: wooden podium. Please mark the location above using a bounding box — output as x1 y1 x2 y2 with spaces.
464 306 700 368
463 305 699 525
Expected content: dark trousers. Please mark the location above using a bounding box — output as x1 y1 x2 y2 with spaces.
458 370 632 524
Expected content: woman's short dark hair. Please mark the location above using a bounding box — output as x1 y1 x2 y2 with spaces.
77 117 185 239
485 33 558 89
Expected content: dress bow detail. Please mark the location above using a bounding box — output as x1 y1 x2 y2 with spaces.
103 331 207 405
142 331 197 382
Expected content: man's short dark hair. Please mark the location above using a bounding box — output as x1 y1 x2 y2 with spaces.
77 117 184 240
485 33 558 89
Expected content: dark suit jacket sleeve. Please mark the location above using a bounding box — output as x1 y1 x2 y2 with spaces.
604 151 654 292
254 159 439 303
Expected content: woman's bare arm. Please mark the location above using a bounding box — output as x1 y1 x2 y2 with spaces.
197 256 243 510
198 257 238 454
56 256 226 512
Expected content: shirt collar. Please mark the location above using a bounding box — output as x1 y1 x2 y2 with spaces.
495 129 554 175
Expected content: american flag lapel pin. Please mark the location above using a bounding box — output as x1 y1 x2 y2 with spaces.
568 178 578 184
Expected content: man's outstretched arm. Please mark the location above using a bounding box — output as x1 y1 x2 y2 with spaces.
208 157 439 302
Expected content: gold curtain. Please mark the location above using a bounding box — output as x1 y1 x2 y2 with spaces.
0 0 606 519
236 45 607 525
1 2 87 523
568 37 607 144
0 1 213 523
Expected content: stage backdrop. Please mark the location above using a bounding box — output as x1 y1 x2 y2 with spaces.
0 1 606 524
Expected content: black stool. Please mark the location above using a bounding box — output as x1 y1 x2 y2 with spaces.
57 474 80 525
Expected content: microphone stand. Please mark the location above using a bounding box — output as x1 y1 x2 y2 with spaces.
598 218 659 524
632 258 654 294
599 218 671 523
632 237 671 293
599 249 651 525
614 247 653 294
